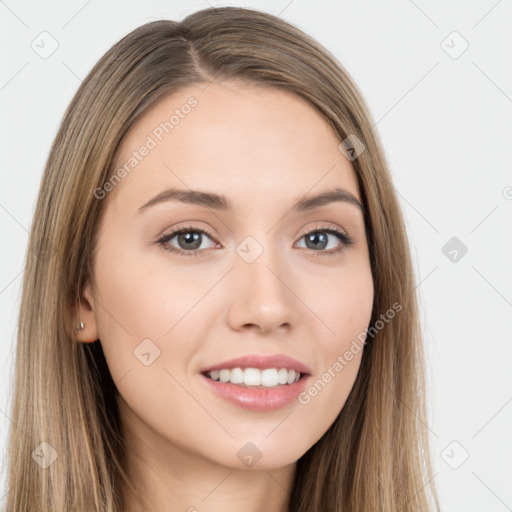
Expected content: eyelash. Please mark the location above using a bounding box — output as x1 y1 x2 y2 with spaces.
156 223 354 259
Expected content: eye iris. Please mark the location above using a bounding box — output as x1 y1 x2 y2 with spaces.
178 231 202 250
305 232 328 250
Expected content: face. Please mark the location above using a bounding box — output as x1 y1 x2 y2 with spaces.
79 80 374 471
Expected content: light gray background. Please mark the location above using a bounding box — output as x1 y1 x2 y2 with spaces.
1 1 511 510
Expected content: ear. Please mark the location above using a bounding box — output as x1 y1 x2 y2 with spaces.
75 282 100 343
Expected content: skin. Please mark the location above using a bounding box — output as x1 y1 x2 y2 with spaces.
77 80 374 512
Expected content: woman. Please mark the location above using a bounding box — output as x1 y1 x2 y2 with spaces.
4 6 440 511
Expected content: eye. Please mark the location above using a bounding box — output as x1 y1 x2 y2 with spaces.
156 223 354 258
295 225 354 257
156 224 218 258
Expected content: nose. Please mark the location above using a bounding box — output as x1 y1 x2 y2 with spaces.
226 249 298 335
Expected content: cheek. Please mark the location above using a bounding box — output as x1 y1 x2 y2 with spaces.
295 257 373 418
302 252 374 344
91 250 204 439
92 243 222 393
329 277 374 344
90 243 173 387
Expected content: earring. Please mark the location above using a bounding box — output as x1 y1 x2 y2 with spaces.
76 321 85 331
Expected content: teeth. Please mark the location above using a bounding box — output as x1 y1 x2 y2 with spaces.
206 367 302 387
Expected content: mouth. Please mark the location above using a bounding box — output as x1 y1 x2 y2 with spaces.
198 354 312 411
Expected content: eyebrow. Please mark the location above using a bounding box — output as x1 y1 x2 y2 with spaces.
137 186 364 214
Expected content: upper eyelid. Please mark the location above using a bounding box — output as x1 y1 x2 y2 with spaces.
159 224 217 242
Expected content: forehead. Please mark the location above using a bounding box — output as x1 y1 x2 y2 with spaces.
107 81 361 212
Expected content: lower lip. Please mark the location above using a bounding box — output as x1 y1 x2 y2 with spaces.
200 373 310 412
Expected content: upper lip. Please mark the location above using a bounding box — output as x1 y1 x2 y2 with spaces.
200 354 311 375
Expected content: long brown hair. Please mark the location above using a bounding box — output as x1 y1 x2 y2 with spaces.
4 6 440 511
